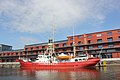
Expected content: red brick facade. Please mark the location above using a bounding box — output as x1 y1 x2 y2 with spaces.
0 29 120 62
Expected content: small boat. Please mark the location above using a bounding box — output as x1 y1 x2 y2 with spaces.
57 53 72 60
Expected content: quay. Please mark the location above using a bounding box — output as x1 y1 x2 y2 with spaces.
0 58 120 68
97 58 120 67
0 62 20 68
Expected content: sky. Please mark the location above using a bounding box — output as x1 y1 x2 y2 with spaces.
0 0 120 49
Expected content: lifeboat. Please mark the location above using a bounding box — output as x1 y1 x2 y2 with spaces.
57 53 72 59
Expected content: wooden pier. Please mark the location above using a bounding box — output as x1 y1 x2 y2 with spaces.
0 62 20 68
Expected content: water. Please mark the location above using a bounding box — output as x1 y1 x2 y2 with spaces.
0 66 120 80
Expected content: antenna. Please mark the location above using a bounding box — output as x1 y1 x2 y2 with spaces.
52 22 55 54
73 24 76 57
51 15 56 56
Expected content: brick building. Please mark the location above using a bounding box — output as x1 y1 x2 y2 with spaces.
0 29 120 62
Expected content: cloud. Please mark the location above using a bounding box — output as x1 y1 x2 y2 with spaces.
20 36 39 45
0 0 120 33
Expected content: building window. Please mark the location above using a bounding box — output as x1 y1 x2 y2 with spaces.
11 53 14 55
16 53 18 55
96 34 102 37
63 48 67 52
3 53 6 56
107 32 112 36
79 47 84 50
7 53 10 56
63 43 66 47
107 37 113 42
25 48 28 50
30 52 33 55
78 41 81 45
108 43 114 48
36 47 39 50
78 35 82 38
71 48 73 51
88 46 93 50
70 43 73 46
55 44 59 47
31 47 33 50
88 40 91 44
20 52 22 55
118 31 120 34
118 36 120 40
98 45 103 49
42 46 45 49
107 49 116 52
102 53 112 58
97 39 102 43
88 35 92 38
70 37 73 40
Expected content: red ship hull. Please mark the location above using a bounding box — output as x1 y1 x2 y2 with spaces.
19 58 100 69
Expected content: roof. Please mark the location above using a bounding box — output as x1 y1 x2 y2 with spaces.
67 28 120 38
0 49 24 53
25 40 68 47
0 44 12 47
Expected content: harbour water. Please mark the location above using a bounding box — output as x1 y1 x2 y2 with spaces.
0 66 120 80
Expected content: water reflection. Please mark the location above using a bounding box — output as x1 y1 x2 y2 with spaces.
20 68 99 80
0 66 120 80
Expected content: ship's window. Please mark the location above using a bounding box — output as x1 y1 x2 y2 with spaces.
75 59 78 62
83 59 86 60
79 59 82 61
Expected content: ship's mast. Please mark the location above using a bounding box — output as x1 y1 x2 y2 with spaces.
48 16 55 57
73 25 76 57
52 22 55 55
